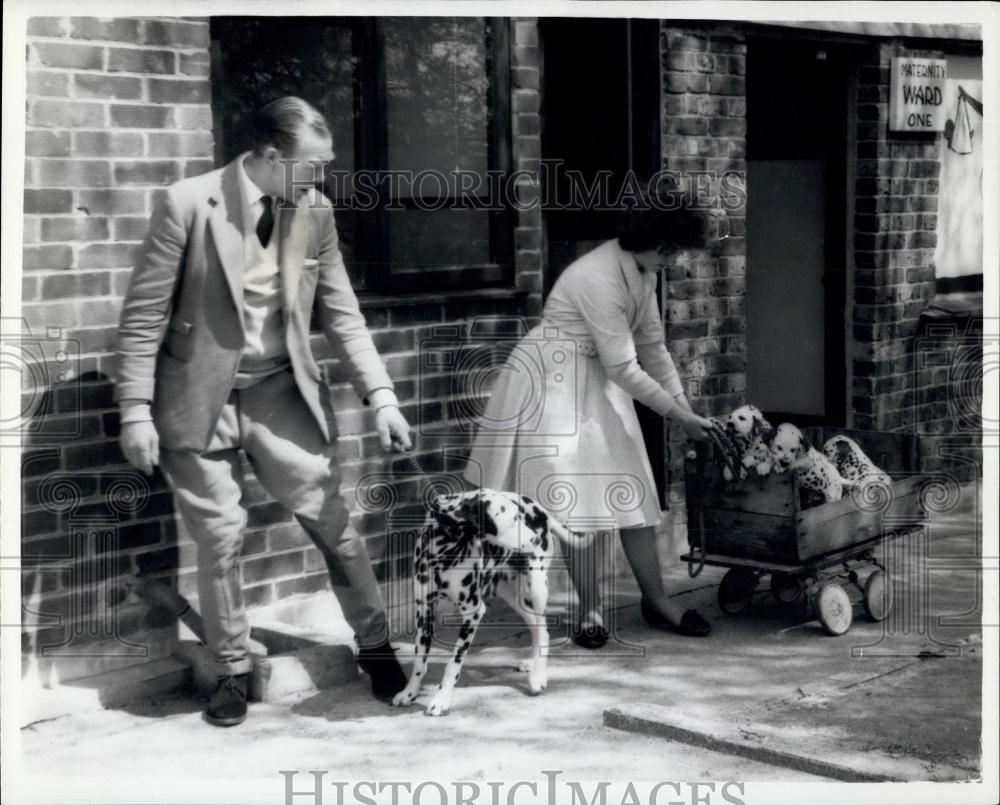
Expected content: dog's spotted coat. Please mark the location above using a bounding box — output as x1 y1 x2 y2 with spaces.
391 489 579 716
725 404 775 478
770 423 855 508
822 435 892 497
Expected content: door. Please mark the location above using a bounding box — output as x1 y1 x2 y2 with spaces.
746 38 848 426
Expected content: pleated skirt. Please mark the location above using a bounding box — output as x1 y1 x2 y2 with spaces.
462 324 662 530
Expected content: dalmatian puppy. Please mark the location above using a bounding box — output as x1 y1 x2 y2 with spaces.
391 489 581 716
770 423 855 506
725 404 775 477
822 435 892 498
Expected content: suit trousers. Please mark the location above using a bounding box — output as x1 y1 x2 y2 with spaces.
159 369 388 677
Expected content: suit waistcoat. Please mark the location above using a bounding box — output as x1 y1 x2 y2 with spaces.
234 159 289 387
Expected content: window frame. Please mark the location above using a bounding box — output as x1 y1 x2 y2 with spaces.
210 16 515 294
352 17 514 292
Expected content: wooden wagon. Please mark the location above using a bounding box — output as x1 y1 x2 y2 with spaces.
682 427 927 635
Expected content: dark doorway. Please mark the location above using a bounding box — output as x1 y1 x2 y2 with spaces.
745 37 848 427
540 18 661 288
540 18 667 506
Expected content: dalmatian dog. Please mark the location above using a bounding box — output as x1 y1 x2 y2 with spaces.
391 489 581 716
725 404 775 477
770 423 856 507
822 435 892 498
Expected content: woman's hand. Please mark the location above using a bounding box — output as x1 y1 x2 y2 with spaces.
675 409 715 442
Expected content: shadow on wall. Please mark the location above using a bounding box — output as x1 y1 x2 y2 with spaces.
20 368 183 688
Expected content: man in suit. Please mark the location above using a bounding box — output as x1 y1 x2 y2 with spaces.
116 97 411 726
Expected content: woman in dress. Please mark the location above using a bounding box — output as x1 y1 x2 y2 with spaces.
462 206 720 647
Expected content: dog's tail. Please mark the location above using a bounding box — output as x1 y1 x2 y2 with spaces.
544 512 591 545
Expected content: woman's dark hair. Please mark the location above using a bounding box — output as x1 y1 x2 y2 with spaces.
251 96 331 156
618 206 710 254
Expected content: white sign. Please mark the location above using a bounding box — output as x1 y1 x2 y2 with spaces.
890 57 947 131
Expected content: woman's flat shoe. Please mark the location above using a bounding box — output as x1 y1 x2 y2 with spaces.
570 624 609 649
640 598 712 637
676 609 712 637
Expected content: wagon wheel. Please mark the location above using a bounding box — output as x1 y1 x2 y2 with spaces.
814 582 853 636
862 570 893 622
718 568 758 614
770 571 805 605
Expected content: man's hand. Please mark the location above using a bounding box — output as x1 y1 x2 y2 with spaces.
375 405 412 453
120 421 160 475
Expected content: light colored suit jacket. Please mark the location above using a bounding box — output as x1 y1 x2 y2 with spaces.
115 154 393 452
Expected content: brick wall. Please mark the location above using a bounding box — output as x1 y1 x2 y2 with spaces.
22 16 217 681
511 17 545 312
659 24 748 536
20 16 543 680
851 40 982 479
851 41 943 432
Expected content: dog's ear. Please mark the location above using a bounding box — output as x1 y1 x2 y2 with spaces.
458 497 484 526
836 440 851 460
762 426 776 446
798 434 812 456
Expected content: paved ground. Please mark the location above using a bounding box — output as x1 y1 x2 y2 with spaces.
14 488 992 801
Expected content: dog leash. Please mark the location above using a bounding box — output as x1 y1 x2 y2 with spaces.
686 436 710 579
685 422 731 579
396 448 427 478
688 421 742 576
706 419 740 482
687 507 707 578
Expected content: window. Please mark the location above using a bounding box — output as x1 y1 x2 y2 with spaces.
211 17 513 292
934 53 983 294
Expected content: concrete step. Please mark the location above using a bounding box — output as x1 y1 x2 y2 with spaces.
173 639 359 703
20 580 654 717
20 656 190 727
72 655 191 707
21 624 180 685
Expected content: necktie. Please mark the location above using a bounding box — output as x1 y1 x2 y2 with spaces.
256 196 274 248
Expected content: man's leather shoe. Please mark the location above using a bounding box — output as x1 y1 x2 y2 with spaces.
204 673 249 727
357 641 408 700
